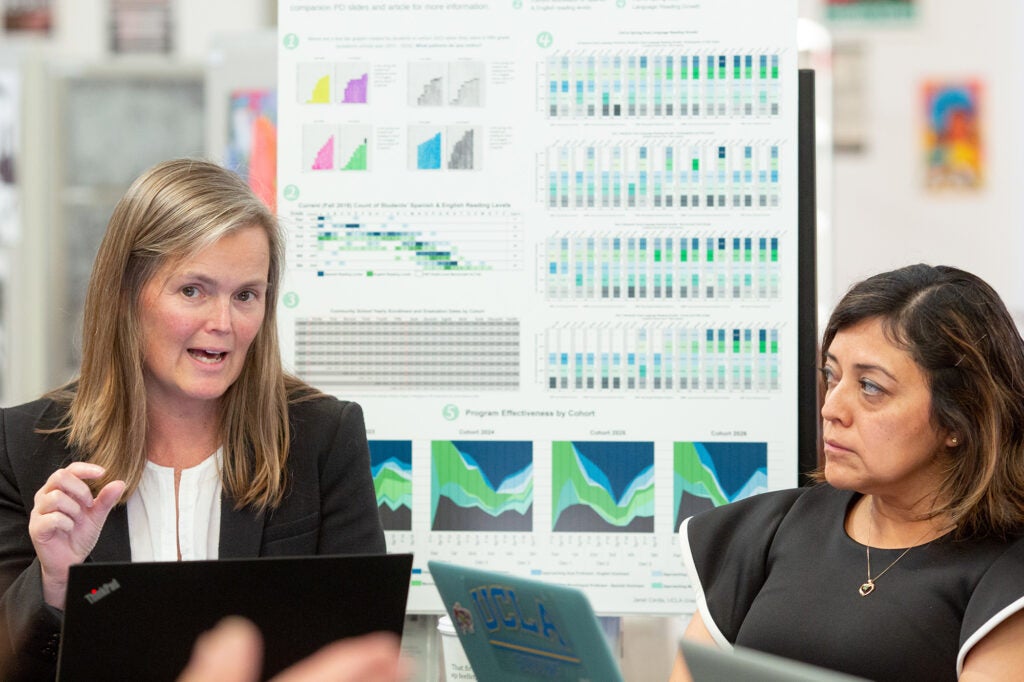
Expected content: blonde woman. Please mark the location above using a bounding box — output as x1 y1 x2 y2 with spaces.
0 159 384 679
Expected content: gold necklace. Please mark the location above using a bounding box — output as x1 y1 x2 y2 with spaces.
858 498 932 597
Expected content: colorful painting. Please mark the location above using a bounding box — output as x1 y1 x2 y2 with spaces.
923 81 983 191
226 89 278 212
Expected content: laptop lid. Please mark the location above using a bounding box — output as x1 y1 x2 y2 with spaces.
58 553 412 682
679 639 870 682
428 560 623 682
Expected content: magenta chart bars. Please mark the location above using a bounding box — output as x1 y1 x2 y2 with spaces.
277 1 800 616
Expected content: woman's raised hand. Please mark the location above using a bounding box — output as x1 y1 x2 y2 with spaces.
28 462 125 610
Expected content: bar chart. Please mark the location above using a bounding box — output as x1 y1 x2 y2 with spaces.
542 323 781 392
541 140 780 210
543 51 781 119
297 62 371 104
289 211 522 275
543 232 781 301
301 124 371 172
408 60 486 107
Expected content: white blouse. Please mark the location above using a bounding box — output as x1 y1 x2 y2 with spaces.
126 450 223 561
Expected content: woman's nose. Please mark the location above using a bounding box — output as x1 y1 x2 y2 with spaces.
820 382 849 424
206 298 232 332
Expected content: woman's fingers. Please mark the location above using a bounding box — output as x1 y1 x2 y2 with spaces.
271 632 407 682
91 480 127 522
36 461 110 508
33 488 84 519
29 508 76 538
177 617 263 682
29 463 127 611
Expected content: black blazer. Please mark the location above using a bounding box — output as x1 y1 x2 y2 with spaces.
0 394 385 680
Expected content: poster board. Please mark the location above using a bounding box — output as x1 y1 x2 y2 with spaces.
277 0 801 615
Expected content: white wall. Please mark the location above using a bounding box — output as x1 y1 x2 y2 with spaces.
804 0 1024 318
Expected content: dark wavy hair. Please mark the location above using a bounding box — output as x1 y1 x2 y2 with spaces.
821 264 1024 538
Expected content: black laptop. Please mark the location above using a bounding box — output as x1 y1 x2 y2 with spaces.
57 553 413 682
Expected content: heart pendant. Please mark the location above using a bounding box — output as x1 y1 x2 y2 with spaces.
859 582 875 596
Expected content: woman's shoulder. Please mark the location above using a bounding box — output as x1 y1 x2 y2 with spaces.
684 484 849 544
287 392 360 420
688 483 837 522
285 390 366 445
958 532 1024 669
2 394 69 432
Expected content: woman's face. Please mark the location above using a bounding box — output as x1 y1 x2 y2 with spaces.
820 317 953 501
139 225 270 417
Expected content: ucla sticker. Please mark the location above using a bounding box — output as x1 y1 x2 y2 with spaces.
468 582 582 677
453 601 474 634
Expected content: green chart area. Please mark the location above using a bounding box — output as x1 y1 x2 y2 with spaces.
341 139 368 170
431 440 533 531
551 441 654 532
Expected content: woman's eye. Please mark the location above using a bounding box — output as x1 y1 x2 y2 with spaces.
860 379 883 396
819 366 836 385
181 285 199 298
236 290 256 302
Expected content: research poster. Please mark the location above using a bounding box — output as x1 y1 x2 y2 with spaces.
277 0 799 615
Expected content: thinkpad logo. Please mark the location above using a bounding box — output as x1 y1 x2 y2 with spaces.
84 579 121 604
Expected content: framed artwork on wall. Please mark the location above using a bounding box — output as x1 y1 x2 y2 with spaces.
922 79 983 191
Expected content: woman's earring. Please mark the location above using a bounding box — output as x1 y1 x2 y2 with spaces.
949 436 959 446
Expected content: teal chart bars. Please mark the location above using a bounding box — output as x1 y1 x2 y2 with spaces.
543 233 781 301
287 210 523 276
544 52 782 119
543 141 780 210
543 325 781 393
277 0 800 615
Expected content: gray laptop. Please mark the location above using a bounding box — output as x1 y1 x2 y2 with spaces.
680 639 869 681
57 553 413 682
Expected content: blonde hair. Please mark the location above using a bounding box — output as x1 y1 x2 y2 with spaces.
49 158 314 510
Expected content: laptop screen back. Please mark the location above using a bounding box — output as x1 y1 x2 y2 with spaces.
680 639 869 682
429 560 624 682
58 553 412 682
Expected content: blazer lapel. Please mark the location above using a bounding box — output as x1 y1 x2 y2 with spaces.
90 505 131 562
218 495 265 558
